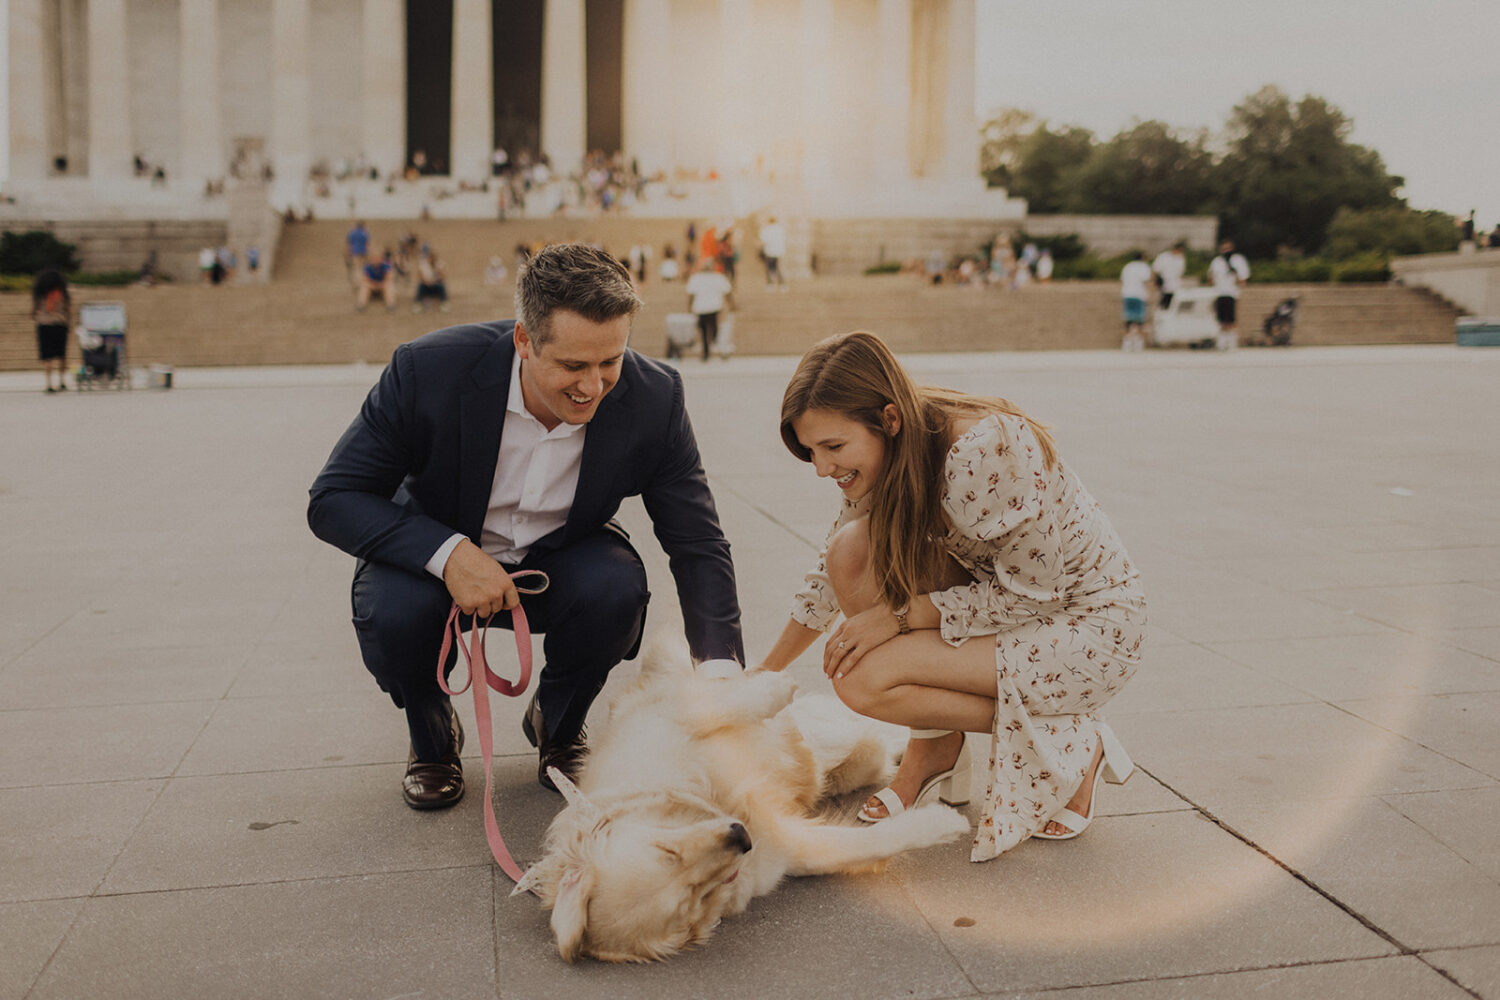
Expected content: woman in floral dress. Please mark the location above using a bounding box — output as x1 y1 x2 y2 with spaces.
759 332 1145 860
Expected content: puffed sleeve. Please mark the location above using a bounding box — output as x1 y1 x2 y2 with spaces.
788 500 860 632
928 414 1071 643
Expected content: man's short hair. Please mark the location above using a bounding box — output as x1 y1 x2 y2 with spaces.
514 243 642 346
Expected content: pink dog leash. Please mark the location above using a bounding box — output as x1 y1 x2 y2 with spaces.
436 569 549 884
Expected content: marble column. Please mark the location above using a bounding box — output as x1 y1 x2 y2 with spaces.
540 0 586 171
361 0 405 178
7 0 50 181
908 0 944 177
86 0 132 178
622 0 672 173
270 0 311 205
450 0 492 182
942 0 979 183
179 0 223 184
874 0 911 185
717 0 755 175
799 0 836 197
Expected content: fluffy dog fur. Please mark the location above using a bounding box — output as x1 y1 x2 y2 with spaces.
513 639 971 962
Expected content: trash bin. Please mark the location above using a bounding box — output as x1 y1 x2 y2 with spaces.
1456 318 1500 347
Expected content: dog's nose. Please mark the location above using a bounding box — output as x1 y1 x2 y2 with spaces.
726 822 752 854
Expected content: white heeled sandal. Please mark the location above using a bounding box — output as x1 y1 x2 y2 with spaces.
1033 722 1134 841
858 729 971 824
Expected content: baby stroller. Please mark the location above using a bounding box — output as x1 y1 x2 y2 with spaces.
1258 297 1298 346
76 301 130 389
665 313 698 361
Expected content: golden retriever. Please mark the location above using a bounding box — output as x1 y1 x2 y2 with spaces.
513 639 971 962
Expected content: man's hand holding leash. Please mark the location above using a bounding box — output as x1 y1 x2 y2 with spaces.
442 538 521 618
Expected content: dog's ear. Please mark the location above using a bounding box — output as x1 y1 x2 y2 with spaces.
548 767 602 822
550 865 595 962
511 855 557 898
512 849 571 900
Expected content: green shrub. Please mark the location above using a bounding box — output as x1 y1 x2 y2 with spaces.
1053 253 1130 280
70 269 141 286
863 261 903 275
1332 253 1392 282
1 268 144 291
1012 230 1087 261
1246 258 1333 283
0 230 81 274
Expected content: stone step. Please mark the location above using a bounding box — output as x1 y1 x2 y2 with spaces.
0 269 1461 373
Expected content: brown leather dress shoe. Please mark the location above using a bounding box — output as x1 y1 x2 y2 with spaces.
521 692 588 793
402 707 465 810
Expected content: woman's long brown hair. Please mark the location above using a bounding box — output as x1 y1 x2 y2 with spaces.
780 331 1058 608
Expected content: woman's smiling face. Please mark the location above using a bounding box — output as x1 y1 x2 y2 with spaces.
791 407 894 502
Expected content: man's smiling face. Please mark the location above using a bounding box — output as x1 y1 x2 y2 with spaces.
515 309 631 430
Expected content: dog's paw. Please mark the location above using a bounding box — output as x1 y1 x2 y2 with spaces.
888 804 972 846
750 670 798 717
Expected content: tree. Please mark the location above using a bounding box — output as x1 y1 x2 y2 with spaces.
1059 120 1216 216
1324 206 1460 259
1008 132 1094 214
979 107 1038 183
1214 86 1403 257
981 109 1095 214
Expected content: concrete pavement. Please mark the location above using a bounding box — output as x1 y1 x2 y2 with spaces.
2 344 1498 998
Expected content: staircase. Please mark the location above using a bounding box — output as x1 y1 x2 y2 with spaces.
0 218 1463 373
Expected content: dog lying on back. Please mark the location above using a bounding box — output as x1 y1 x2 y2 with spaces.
514 640 971 962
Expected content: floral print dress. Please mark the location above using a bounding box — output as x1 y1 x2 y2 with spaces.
790 412 1145 861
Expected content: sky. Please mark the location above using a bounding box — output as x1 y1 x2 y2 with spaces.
975 0 1500 230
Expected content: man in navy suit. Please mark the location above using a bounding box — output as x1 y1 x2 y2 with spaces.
309 244 744 808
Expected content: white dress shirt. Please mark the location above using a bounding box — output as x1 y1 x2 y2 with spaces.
422 353 744 676
425 353 586 577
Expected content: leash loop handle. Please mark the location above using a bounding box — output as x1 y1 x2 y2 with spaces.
434 569 550 884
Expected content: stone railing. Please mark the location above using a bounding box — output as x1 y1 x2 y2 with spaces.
1391 247 1500 317
1020 215 1219 256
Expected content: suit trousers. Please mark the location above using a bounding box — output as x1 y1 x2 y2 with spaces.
350 527 649 761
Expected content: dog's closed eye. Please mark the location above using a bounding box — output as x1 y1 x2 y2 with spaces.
654 844 682 866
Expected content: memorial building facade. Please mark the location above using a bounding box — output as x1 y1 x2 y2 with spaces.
3 0 1022 219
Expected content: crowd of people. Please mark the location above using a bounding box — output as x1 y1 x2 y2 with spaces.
197 244 261 286
300 147 663 222
344 221 452 314
330 213 1259 358
1118 239 1248 351
912 238 1056 289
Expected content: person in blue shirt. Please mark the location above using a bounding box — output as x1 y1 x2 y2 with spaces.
357 249 398 312
345 221 371 281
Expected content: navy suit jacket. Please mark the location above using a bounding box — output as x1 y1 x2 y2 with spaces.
308 320 744 663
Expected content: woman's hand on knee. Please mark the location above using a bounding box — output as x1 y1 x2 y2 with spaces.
823 606 901 679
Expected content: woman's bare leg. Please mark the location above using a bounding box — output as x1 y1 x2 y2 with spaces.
823 518 996 816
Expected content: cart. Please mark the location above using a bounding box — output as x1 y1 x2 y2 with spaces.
1150 288 1219 348
665 312 735 361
